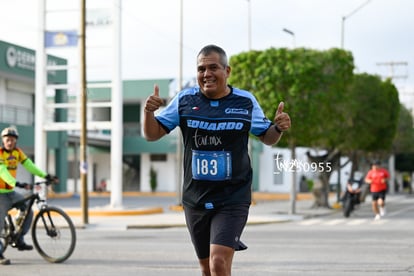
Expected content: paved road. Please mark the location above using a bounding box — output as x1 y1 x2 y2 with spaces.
1 193 413 275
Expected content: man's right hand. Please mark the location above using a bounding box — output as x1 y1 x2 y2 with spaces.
144 84 164 113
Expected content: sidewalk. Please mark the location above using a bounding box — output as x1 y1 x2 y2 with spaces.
56 192 339 230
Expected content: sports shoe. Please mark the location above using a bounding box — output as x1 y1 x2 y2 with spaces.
0 254 10 265
379 207 386 216
12 242 33 251
374 214 381 220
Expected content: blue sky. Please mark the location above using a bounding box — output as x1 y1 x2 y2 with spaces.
1 0 413 106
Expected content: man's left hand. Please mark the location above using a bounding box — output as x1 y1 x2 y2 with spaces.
273 102 291 132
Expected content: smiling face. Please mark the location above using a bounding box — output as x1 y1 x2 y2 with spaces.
196 52 231 99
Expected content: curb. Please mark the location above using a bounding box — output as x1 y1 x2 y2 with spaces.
9 206 164 217
48 191 322 201
64 207 164 217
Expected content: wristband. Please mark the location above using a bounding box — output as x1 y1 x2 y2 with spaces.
274 124 283 134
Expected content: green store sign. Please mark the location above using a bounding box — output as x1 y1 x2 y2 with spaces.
0 40 67 83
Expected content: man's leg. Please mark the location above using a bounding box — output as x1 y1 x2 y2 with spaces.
17 207 33 249
209 244 234 276
184 207 212 275
209 204 249 275
199 258 211 276
372 199 380 219
0 194 11 264
9 192 33 250
378 191 386 216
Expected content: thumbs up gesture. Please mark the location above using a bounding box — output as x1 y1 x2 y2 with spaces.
144 84 165 113
273 102 291 132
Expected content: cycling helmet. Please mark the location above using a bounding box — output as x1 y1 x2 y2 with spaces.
1 127 19 138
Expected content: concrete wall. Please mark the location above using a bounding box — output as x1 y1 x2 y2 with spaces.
140 153 177 192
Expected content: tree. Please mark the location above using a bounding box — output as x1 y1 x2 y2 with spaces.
229 48 400 208
150 166 157 192
229 47 354 208
230 48 354 148
340 74 400 177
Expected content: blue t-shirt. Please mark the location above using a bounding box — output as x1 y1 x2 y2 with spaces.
156 85 272 209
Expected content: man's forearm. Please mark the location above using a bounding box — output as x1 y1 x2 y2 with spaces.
260 126 283 146
0 164 16 186
143 112 165 141
22 158 47 177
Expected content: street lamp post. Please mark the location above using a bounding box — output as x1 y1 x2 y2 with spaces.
283 28 295 48
247 0 252 50
341 0 372 49
282 27 296 214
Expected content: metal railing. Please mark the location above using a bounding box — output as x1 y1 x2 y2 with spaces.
0 104 143 138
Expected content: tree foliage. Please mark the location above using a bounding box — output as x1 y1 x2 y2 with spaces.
393 104 414 154
344 74 399 153
393 104 414 172
229 47 354 148
341 74 400 173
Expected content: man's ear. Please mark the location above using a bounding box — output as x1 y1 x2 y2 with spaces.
225 65 231 77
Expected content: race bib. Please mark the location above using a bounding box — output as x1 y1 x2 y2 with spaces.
192 150 232 181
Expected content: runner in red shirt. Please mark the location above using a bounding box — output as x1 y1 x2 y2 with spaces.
365 161 390 220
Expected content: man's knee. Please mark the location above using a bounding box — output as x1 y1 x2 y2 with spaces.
209 245 233 275
210 254 228 275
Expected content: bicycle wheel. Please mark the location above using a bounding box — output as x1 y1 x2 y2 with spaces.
31 206 76 263
343 196 353 218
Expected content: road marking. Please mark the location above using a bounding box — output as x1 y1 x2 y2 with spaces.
346 219 367 225
297 218 395 226
324 219 344 225
370 219 388 225
298 219 322 226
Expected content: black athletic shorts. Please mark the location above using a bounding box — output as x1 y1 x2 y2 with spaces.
184 203 250 259
371 190 386 201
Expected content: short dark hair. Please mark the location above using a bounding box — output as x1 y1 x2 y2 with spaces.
371 160 381 167
197 45 228 68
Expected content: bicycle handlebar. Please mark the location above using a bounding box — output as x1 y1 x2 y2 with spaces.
17 176 59 190
34 180 55 186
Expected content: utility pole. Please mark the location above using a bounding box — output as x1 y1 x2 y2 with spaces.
341 0 372 49
35 0 47 196
247 0 251 50
80 0 88 224
175 0 184 207
111 0 123 208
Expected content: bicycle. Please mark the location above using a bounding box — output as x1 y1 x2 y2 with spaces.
1 179 76 263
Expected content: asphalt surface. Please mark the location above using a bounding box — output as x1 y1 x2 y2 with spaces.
2 192 413 275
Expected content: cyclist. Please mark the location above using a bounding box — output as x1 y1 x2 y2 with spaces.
0 126 57 265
